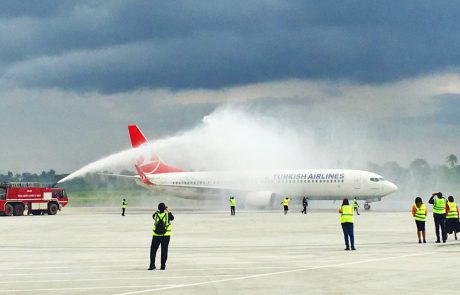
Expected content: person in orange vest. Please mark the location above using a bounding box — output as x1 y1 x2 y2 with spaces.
412 197 427 243
339 198 355 250
445 196 460 240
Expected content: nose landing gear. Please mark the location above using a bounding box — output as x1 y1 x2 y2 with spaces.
364 202 371 210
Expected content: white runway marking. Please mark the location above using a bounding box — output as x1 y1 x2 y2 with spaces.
0 264 144 271
0 270 145 277
0 274 236 284
115 252 431 295
0 265 295 277
0 285 177 293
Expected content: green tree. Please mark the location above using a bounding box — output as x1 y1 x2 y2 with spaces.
446 154 458 168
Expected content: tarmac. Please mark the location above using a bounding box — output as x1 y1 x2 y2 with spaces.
1 207 459 294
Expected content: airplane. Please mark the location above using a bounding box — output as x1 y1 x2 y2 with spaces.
119 125 398 210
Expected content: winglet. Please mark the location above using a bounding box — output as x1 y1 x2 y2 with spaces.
128 125 148 148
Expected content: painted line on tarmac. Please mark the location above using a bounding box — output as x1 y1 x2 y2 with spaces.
0 274 236 284
0 285 177 293
0 264 147 271
0 258 291 271
0 265 295 277
115 252 432 295
0 258 147 267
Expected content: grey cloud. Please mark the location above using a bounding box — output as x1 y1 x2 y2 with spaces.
436 94 460 126
1 0 460 92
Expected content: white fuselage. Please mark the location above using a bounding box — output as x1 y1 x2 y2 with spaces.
136 169 398 201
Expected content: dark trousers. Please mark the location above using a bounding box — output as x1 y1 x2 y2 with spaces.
433 213 447 242
283 205 288 215
302 205 307 214
122 208 125 216
341 222 354 248
230 206 235 216
354 207 359 214
150 236 170 269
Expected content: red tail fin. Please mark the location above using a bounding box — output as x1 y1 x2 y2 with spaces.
128 125 148 148
128 125 184 175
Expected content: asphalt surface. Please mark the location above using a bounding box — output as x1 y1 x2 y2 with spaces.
1 207 459 294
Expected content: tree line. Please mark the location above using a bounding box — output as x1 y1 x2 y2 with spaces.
0 169 142 191
366 154 460 196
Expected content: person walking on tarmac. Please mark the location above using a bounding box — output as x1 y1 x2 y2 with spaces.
281 197 291 215
301 197 308 214
121 198 127 216
229 196 236 216
339 198 355 250
412 197 427 243
149 203 174 270
445 196 460 240
429 192 447 243
353 197 360 215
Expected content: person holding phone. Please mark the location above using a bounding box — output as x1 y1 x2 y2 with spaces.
149 202 174 270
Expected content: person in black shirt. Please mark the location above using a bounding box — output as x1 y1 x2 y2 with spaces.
301 197 308 214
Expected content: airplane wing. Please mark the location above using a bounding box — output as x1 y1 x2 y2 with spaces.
96 172 140 179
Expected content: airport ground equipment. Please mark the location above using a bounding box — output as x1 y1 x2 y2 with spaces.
0 182 69 216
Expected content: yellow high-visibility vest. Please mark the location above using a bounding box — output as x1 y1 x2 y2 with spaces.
230 198 236 206
152 212 172 236
121 201 127 208
433 197 446 214
353 199 358 208
282 199 289 206
414 203 426 222
340 205 354 223
446 202 459 219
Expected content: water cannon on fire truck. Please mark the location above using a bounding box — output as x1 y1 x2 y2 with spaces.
0 182 69 216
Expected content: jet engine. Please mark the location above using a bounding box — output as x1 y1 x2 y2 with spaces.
244 191 275 208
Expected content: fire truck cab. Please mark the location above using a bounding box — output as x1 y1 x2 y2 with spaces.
0 182 69 216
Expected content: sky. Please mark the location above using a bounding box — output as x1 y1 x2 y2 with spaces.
1 0 460 173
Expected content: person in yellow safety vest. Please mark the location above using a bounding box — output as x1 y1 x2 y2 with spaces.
412 197 427 244
121 198 127 216
229 197 236 216
445 196 460 240
148 202 174 271
339 198 355 250
281 197 291 215
429 192 447 243
353 197 360 215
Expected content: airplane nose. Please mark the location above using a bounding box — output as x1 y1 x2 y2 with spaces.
387 181 398 193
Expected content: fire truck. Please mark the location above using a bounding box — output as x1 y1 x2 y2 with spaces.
0 182 69 216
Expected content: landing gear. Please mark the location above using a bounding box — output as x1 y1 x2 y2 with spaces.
364 202 371 210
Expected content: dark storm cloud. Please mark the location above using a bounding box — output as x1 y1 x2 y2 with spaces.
1 0 460 92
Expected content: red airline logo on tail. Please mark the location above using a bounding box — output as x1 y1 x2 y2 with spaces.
135 164 155 186
128 125 184 177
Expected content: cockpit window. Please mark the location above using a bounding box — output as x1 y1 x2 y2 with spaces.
370 177 385 182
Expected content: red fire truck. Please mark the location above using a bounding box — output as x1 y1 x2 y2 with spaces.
0 182 69 216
